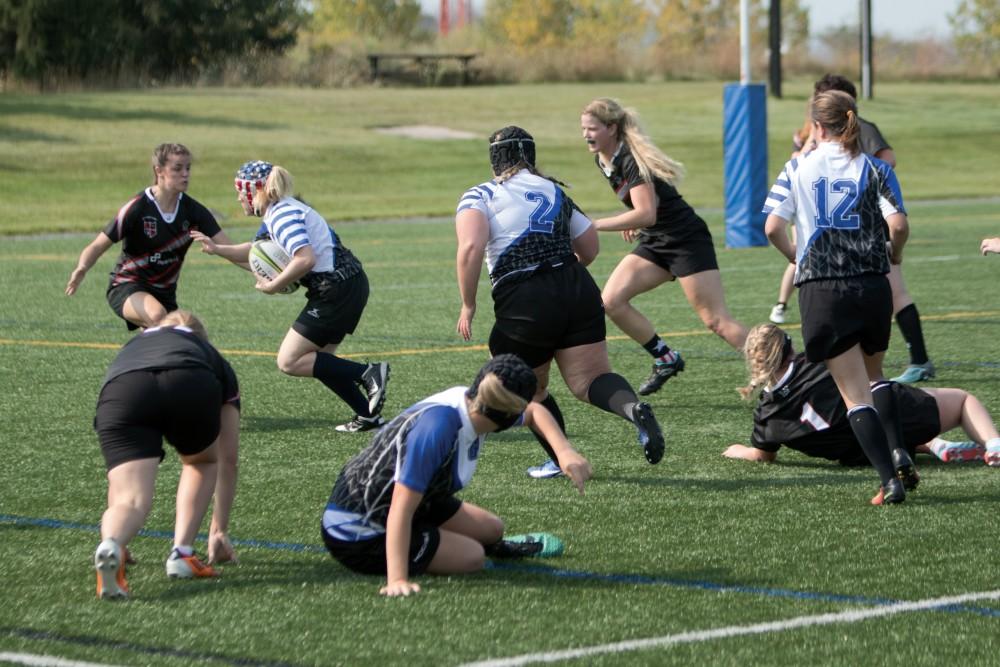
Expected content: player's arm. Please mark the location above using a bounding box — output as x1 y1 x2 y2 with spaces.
455 208 488 341
765 214 796 263
257 244 314 295
571 225 599 266
522 402 592 494
380 482 424 597
981 237 1000 255
874 148 896 168
723 444 778 462
208 402 240 564
885 212 908 265
593 182 657 232
190 230 252 269
66 231 114 296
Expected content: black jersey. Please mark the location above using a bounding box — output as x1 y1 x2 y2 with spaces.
103 188 221 291
101 325 239 405
750 354 857 462
597 143 710 241
751 353 937 465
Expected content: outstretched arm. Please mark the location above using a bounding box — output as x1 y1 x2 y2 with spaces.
981 237 1000 255
66 232 114 295
523 402 592 494
723 444 777 463
190 230 252 270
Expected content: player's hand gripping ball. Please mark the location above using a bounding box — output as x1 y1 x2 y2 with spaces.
249 239 299 294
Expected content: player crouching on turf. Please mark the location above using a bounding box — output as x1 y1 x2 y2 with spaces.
192 160 390 433
724 324 1000 504
321 355 592 597
93 311 241 599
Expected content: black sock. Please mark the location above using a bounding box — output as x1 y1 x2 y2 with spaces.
530 394 565 465
847 405 895 485
641 335 671 359
871 381 905 454
587 373 638 421
895 304 929 365
314 352 371 417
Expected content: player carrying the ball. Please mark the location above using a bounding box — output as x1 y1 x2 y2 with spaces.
192 161 390 433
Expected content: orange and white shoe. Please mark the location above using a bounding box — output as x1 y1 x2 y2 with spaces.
95 538 129 600
165 549 219 579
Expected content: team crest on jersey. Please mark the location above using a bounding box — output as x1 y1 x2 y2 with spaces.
142 216 158 238
181 219 190 231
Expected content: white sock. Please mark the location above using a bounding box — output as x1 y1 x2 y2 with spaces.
986 437 1000 451
172 544 194 557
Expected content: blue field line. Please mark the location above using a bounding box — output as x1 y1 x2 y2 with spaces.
5 513 999 618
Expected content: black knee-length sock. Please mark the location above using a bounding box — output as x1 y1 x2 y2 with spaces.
313 352 370 417
586 373 638 421
847 405 895 485
895 304 929 365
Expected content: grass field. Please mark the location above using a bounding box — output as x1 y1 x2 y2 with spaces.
1 81 998 234
2 82 1000 666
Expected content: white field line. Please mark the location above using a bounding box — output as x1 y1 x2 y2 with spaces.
0 653 127 667
459 589 1000 667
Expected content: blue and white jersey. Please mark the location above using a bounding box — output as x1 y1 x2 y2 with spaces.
257 197 338 274
763 142 906 284
456 171 593 287
323 386 503 542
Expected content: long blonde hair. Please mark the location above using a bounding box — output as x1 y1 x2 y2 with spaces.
739 323 790 399
811 91 861 157
582 97 685 186
470 373 529 415
254 165 295 215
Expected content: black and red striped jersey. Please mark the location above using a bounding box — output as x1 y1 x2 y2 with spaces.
103 188 220 291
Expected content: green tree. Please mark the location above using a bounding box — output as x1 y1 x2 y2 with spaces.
950 0 1000 71
652 0 808 69
482 0 645 53
308 0 425 44
0 0 301 86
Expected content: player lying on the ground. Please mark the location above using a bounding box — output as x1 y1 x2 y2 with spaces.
321 355 591 597
723 325 1000 502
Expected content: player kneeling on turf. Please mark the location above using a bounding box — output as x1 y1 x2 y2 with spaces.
321 355 591 597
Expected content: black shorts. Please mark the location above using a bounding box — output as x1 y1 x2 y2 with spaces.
840 383 941 465
489 262 605 367
321 496 462 576
292 272 370 347
106 282 177 331
95 368 223 471
631 226 719 278
798 275 892 363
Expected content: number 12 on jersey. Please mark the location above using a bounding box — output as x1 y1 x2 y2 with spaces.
812 177 861 230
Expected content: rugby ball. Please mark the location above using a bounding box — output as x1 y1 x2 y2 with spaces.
249 239 299 294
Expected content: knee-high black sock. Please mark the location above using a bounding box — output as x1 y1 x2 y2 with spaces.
847 405 895 485
895 304 929 365
586 373 638 422
530 394 566 464
314 352 370 417
871 381 905 454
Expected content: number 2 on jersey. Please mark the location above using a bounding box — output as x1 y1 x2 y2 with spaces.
812 177 861 229
525 191 554 234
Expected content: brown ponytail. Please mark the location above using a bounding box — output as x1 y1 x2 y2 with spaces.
811 91 861 157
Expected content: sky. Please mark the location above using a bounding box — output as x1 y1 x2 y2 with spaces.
421 0 963 38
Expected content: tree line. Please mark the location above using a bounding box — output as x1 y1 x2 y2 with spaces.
1 0 996 88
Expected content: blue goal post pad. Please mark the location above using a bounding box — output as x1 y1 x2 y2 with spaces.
723 83 769 248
